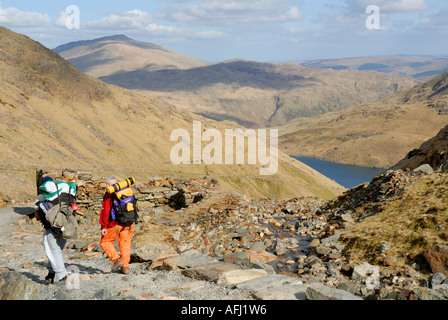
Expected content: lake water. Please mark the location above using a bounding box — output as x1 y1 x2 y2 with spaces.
294 156 386 189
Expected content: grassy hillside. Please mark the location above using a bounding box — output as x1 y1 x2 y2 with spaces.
55 36 418 128
331 171 448 274
54 34 207 77
0 27 345 202
278 71 448 168
301 55 448 79
330 125 448 274
102 59 417 128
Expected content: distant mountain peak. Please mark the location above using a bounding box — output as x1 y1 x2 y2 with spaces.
53 34 140 52
0 26 345 202
97 34 133 41
54 33 207 77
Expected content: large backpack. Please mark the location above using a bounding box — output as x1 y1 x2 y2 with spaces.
38 178 78 240
45 202 78 239
110 186 139 225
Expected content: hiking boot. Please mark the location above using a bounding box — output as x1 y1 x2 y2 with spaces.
45 272 55 284
120 267 130 275
111 258 123 271
55 276 67 287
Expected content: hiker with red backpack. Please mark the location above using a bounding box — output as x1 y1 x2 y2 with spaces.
99 177 139 275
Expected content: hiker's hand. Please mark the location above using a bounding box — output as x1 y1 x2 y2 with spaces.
101 229 107 236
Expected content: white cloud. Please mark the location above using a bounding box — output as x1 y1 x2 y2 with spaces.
55 11 69 28
160 0 196 2
289 27 307 34
157 0 303 27
78 8 229 40
0 2 51 26
287 7 303 20
82 9 183 36
314 0 431 37
344 0 428 13
415 8 448 32
382 0 428 12
195 30 227 38
85 10 152 29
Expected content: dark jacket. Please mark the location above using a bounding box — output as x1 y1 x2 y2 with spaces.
35 199 54 230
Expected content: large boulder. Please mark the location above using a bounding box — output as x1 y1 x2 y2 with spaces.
424 245 448 275
236 274 307 300
217 269 268 286
0 271 39 300
392 124 448 172
182 262 242 282
245 250 278 264
306 283 363 300
162 249 218 270
132 243 177 262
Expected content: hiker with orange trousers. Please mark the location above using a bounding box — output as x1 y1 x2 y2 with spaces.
99 176 135 274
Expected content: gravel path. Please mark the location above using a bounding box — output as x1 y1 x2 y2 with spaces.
0 203 251 301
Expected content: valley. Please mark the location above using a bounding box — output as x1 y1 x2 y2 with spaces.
55 36 419 129
53 34 448 170
0 0 448 304
1 24 448 302
277 70 448 168
0 26 344 203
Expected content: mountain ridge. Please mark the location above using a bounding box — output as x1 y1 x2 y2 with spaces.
0 26 344 202
53 34 207 78
301 55 448 79
53 34 134 52
54 35 418 128
278 71 448 168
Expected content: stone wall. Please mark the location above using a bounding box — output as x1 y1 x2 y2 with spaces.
35 169 220 214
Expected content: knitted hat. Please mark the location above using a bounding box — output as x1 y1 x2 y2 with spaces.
39 177 58 196
42 177 54 185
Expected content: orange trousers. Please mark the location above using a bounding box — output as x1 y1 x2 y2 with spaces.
100 224 134 268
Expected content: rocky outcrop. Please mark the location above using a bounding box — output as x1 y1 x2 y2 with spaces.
322 169 421 222
392 124 448 172
0 269 39 300
306 283 363 300
425 245 448 276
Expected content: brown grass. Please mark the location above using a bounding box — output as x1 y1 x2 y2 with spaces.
0 26 345 202
341 173 448 273
57 38 419 129
278 102 448 168
278 72 448 168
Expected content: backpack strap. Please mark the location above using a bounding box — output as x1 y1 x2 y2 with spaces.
55 181 61 206
109 192 119 222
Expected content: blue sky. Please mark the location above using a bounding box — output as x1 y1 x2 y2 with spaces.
1 0 447 62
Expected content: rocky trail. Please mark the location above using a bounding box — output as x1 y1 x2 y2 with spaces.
0 203 251 301
1 171 448 302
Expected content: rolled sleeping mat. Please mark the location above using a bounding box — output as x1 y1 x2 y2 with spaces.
116 187 134 199
107 177 136 194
